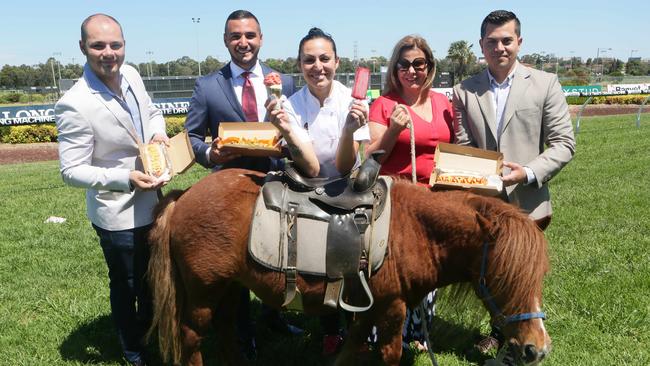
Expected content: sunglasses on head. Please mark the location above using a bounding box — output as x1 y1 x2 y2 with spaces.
397 58 428 72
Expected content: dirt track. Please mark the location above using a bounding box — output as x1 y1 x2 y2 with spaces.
0 142 58 165
568 104 647 117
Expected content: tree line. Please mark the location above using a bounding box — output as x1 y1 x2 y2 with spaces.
1 41 648 90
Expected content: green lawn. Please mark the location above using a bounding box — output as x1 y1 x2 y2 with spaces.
1 114 648 365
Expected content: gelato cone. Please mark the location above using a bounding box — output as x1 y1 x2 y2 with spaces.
264 72 283 110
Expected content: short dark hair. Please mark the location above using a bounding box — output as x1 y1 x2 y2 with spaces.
297 27 337 61
224 10 260 33
480 10 520 38
81 13 123 43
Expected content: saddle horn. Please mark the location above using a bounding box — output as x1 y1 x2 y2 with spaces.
353 150 385 192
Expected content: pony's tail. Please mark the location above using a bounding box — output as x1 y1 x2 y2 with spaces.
146 189 185 365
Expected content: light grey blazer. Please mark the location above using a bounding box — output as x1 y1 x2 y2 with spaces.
55 64 166 230
453 64 576 219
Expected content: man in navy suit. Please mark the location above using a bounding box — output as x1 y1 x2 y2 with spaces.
185 9 295 172
184 9 300 356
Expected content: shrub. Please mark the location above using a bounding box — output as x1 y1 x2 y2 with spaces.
592 95 649 105
0 92 22 104
566 96 590 105
1 124 58 143
566 94 649 105
0 115 189 144
165 115 186 137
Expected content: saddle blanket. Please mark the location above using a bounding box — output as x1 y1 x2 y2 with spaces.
248 177 392 277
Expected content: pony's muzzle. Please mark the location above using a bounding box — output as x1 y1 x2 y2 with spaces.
507 340 550 364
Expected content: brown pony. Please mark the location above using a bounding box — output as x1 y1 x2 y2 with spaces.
147 168 551 366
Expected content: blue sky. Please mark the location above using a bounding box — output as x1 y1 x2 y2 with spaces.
3 0 647 66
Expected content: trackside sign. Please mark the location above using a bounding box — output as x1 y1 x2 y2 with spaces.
562 85 602 94
0 98 191 126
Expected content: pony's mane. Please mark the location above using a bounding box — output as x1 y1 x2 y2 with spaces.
465 194 549 314
390 181 549 316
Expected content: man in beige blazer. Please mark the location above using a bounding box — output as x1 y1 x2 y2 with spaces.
453 10 575 359
454 10 575 226
55 14 166 366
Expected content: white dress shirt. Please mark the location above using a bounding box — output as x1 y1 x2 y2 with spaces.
229 61 269 122
487 65 516 138
284 80 369 178
487 63 535 185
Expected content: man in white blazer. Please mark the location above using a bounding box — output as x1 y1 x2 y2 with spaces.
453 10 575 359
55 14 167 366
453 10 575 227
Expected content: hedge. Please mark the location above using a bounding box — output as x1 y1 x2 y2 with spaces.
566 94 649 105
1 115 188 144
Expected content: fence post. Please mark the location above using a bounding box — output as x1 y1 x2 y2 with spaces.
575 95 593 134
637 95 650 129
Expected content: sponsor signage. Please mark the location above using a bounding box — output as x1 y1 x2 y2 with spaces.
606 84 649 93
562 85 602 94
432 88 453 100
0 98 192 126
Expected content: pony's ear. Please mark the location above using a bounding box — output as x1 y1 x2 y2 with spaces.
475 212 495 242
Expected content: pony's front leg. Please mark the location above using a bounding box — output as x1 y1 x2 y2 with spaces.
374 300 407 366
213 285 251 366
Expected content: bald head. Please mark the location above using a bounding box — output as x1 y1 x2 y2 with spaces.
81 14 123 44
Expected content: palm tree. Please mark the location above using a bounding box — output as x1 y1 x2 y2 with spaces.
447 41 475 82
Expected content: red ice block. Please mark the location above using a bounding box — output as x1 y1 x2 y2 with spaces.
351 67 370 100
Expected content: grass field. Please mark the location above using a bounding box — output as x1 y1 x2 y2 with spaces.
1 114 649 365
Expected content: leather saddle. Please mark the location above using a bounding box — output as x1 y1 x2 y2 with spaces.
248 151 391 312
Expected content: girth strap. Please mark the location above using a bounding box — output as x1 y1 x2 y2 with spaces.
282 201 301 309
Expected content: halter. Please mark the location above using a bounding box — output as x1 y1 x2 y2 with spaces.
478 241 546 328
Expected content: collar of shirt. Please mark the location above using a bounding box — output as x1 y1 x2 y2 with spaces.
229 60 263 80
293 80 349 127
83 63 143 141
487 63 517 89
83 63 129 98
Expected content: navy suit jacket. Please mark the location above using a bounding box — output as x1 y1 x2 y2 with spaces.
185 62 296 171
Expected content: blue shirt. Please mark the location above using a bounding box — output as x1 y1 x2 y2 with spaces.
83 63 144 142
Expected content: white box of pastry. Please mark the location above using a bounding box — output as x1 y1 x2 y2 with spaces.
217 122 282 158
139 129 195 181
429 143 503 196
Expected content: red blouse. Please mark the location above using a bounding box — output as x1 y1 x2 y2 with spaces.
368 91 454 184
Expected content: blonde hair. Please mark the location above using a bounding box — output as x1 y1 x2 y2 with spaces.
383 35 436 101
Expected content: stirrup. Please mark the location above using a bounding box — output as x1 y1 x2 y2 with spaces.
338 270 374 312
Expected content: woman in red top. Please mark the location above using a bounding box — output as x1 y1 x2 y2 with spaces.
367 35 454 184
366 35 452 352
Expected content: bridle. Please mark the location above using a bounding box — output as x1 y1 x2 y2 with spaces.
478 241 546 328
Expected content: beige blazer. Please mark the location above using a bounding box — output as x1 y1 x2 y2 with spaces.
55 64 166 230
453 64 576 219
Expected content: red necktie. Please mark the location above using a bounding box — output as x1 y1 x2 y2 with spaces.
241 71 258 122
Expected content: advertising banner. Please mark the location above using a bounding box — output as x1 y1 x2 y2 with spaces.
606 84 649 93
562 85 602 94
0 98 192 126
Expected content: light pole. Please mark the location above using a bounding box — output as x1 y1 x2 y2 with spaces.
539 51 546 71
594 47 611 76
145 50 154 77
53 52 62 81
569 51 575 69
50 57 57 92
192 17 201 76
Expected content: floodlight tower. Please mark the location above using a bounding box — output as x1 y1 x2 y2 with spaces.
192 17 201 76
